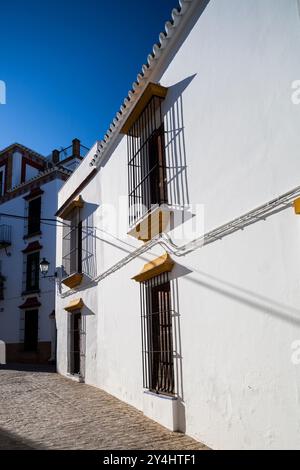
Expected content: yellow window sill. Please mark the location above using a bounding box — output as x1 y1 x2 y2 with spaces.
61 272 83 289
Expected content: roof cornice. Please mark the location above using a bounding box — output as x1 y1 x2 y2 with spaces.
8 166 71 192
0 143 46 162
0 166 71 204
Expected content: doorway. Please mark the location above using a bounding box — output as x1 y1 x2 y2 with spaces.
24 309 38 352
69 311 84 377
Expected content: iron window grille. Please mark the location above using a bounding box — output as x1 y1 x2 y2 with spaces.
127 95 168 226
140 272 174 395
62 208 82 279
68 311 86 378
25 251 40 293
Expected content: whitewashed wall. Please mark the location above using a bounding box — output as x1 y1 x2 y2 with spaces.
57 0 300 449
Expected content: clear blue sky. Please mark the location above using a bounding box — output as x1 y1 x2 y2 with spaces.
0 0 177 155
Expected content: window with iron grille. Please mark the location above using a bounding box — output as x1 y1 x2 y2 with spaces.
62 208 82 279
69 311 81 375
68 311 86 378
140 272 174 395
25 251 40 292
127 95 168 226
27 196 41 236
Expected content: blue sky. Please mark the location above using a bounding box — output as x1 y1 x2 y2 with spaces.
0 0 177 155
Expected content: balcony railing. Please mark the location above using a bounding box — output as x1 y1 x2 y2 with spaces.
0 225 11 249
57 144 89 163
47 139 89 166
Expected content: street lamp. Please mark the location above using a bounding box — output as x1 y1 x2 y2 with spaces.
39 258 56 278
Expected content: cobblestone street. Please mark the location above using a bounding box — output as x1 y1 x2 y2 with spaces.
0 365 208 450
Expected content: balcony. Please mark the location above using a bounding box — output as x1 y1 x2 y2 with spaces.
50 139 89 166
57 143 89 162
0 225 11 249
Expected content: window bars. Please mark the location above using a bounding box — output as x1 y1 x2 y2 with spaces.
25 252 40 292
62 209 82 278
140 272 174 395
68 311 86 378
127 96 168 226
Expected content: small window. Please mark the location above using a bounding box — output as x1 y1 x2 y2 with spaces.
62 208 82 278
141 273 174 395
26 252 40 292
27 197 41 236
24 309 38 352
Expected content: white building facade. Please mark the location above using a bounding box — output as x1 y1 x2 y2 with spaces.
0 139 87 363
56 0 300 449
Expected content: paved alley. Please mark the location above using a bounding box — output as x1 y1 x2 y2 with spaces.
0 365 208 450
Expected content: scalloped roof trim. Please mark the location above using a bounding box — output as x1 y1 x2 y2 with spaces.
90 0 194 167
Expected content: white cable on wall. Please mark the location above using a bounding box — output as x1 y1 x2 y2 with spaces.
59 183 300 298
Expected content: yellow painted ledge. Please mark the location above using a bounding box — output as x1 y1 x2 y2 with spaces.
64 298 84 312
120 83 168 135
293 197 300 214
61 272 83 289
128 206 172 242
132 253 174 283
58 195 84 220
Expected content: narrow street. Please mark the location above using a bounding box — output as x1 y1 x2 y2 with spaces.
0 365 208 450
